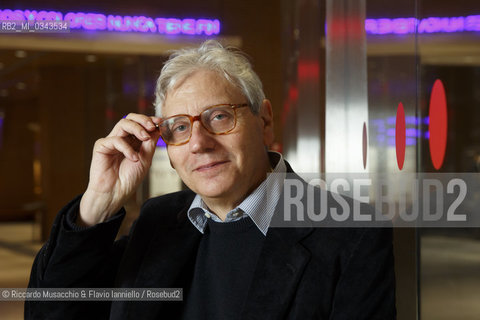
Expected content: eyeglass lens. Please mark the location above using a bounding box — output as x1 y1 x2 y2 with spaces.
159 105 237 145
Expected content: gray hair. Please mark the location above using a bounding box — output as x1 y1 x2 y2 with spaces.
154 40 265 116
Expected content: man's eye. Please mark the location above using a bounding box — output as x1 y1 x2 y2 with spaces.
214 114 226 120
172 123 188 133
211 112 231 121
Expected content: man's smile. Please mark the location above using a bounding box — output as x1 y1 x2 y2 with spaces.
194 160 230 172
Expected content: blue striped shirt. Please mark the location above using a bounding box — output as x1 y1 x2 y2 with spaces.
187 151 286 236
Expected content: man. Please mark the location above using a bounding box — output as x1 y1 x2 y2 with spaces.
26 40 395 319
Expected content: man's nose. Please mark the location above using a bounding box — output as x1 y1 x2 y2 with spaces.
188 120 216 153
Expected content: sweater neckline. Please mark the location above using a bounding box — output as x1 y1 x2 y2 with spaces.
206 216 257 234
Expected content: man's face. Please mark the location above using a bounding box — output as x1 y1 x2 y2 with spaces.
163 69 274 209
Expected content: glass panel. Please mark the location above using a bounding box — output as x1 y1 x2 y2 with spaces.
366 1 418 319
418 1 480 318
282 1 420 317
281 0 325 172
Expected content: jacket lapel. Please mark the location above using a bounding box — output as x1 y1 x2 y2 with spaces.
242 226 313 319
242 161 314 318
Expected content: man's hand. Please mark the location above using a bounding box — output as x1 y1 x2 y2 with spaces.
78 113 162 226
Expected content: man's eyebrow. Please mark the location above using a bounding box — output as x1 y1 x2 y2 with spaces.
166 103 232 118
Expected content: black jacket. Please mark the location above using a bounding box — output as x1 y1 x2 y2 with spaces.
26 166 396 319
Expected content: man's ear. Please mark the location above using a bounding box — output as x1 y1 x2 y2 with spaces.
260 99 275 147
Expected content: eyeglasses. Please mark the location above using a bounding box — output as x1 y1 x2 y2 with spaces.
158 103 249 146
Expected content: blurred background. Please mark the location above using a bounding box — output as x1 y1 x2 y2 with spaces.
0 0 479 319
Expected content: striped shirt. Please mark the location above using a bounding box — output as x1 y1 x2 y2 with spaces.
187 151 286 236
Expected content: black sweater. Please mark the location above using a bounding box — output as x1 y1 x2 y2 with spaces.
182 216 266 320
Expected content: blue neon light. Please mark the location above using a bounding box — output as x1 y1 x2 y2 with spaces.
0 9 220 35
387 116 419 126
157 138 167 148
366 15 480 35
406 138 416 145
372 116 429 147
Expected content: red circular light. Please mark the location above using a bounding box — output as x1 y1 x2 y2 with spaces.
428 79 448 170
395 102 406 170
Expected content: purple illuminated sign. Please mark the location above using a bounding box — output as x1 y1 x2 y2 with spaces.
366 15 480 35
0 8 220 35
372 117 429 147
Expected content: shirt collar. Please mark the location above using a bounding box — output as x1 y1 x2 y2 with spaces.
187 151 286 235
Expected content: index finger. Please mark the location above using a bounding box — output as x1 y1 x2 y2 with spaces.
125 113 158 131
